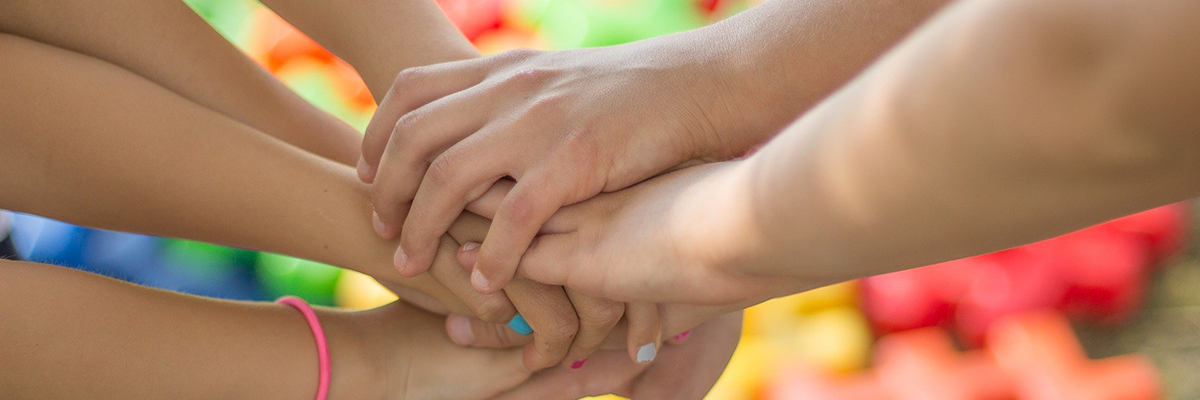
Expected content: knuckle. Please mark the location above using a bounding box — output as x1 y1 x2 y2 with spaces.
394 109 425 132
500 48 538 61
392 66 427 91
507 67 557 87
543 316 580 341
581 301 624 329
500 192 538 229
472 296 514 323
427 151 460 185
524 94 566 117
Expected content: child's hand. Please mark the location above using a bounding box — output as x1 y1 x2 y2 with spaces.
467 162 813 308
323 301 532 400
485 312 743 399
359 38 769 294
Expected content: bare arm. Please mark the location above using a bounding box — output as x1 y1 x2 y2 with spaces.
0 33 511 318
0 260 528 400
506 0 1200 307
256 0 478 97
0 0 361 165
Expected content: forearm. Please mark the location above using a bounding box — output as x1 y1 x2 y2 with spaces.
690 0 951 153
0 35 470 312
258 0 478 97
733 0 1200 283
0 0 361 165
0 260 380 400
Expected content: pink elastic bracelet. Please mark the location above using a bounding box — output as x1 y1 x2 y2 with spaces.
277 296 330 400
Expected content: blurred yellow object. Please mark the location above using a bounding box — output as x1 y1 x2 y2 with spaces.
707 338 780 400
335 270 399 310
792 307 872 373
744 282 858 338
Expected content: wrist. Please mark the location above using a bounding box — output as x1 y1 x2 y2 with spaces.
687 23 805 158
669 161 799 302
316 309 388 400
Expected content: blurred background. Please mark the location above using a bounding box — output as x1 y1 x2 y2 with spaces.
3 0 1197 398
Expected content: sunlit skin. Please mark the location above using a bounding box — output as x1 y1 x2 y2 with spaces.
361 0 952 296
497 0 1200 310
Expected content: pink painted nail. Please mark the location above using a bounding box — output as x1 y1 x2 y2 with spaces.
672 330 691 341
570 359 588 370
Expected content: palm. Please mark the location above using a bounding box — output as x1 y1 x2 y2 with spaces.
488 313 742 400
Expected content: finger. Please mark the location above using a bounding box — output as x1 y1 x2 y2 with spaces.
514 232 585 290
503 279 579 370
465 179 579 235
428 234 518 323
473 175 571 293
445 314 534 348
487 351 643 400
560 292 624 370
395 139 508 277
631 313 744 400
360 60 488 182
369 85 495 234
625 302 663 365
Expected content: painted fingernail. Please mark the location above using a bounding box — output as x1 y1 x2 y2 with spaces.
471 269 491 292
394 246 408 275
462 242 480 253
672 330 691 341
636 343 657 364
570 359 588 370
447 314 474 346
507 314 533 335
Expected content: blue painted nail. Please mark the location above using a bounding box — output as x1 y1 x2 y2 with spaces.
636 343 657 363
507 314 533 335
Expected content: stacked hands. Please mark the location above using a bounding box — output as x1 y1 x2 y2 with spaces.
352 38 800 396
6 0 1199 397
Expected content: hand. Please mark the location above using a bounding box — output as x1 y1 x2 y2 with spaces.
471 162 814 307
359 35 770 294
448 224 667 365
485 312 743 400
319 301 532 400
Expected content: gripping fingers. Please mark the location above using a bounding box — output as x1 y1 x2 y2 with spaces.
503 279 579 371
625 302 663 364
395 141 505 277
559 291 624 370
369 86 495 239
473 177 570 293
428 234 517 323
359 61 487 182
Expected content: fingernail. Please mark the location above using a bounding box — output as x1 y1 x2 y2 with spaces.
394 246 408 275
673 330 691 341
636 343 657 364
507 314 533 335
372 211 387 237
356 156 372 182
462 242 480 253
471 269 491 292
570 359 588 370
447 314 474 346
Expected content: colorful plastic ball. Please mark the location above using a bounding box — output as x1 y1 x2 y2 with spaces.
256 252 343 306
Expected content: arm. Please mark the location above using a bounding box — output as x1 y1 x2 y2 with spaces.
355 0 954 293
249 1 662 368
0 33 508 319
0 260 528 400
255 0 478 98
509 0 1200 306
0 0 361 166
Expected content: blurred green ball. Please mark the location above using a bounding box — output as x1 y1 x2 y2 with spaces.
256 252 342 306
